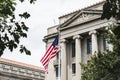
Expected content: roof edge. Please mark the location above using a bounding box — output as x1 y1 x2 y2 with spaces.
0 58 44 71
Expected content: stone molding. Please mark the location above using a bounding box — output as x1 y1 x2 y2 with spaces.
73 35 82 40
89 30 98 35
60 39 67 43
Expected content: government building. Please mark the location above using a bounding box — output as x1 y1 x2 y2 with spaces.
0 58 45 80
43 1 114 80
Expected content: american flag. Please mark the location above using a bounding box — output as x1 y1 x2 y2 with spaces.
40 35 59 72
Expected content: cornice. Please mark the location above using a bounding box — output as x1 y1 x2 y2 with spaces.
0 59 45 80
43 32 58 43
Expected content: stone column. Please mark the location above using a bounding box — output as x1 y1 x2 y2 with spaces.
89 30 98 55
73 35 82 80
61 39 67 80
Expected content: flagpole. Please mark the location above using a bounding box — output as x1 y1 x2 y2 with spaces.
58 46 61 80
58 26 61 80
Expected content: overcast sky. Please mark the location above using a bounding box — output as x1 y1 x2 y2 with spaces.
1 0 103 67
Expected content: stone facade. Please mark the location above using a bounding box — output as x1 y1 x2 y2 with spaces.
0 58 45 80
43 1 114 80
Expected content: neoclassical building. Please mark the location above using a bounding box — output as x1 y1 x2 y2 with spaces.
43 1 114 80
0 58 45 80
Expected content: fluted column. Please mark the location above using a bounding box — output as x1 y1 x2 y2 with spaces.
89 30 98 55
73 35 82 80
61 39 67 80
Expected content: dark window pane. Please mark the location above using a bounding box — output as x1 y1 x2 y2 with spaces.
87 38 92 54
72 42 75 57
72 63 76 74
56 67 58 77
55 66 61 77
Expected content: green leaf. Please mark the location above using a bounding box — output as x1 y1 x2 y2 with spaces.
21 22 29 31
19 12 30 19
8 40 14 52
5 33 9 41
19 0 24 3
12 33 20 44
20 32 27 37
30 0 36 4
20 45 31 55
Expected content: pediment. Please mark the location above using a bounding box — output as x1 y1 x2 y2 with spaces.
59 10 102 30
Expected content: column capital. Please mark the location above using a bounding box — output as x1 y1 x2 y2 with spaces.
73 35 82 40
60 39 67 43
89 30 98 35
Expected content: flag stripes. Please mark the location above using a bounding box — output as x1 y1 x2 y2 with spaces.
40 35 59 72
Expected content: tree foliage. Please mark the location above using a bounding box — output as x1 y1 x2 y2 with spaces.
81 0 120 80
0 0 36 56
101 0 120 20
81 24 120 80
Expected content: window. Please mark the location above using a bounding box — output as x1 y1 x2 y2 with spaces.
56 67 58 77
72 42 75 58
72 63 76 74
55 66 61 77
103 38 109 50
87 38 92 54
